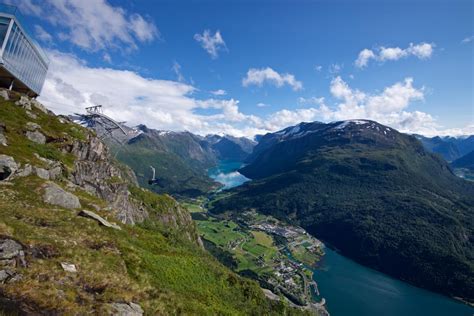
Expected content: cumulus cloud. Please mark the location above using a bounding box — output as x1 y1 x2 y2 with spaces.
258 77 471 137
39 50 267 137
194 30 227 59
38 51 470 138
355 49 376 68
211 89 227 96
355 42 434 68
257 102 270 107
11 0 159 51
242 67 303 91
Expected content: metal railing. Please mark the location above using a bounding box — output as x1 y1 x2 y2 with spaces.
0 3 50 65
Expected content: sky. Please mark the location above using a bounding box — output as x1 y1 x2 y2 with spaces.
7 0 474 137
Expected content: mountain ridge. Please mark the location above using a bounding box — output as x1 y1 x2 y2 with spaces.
212 119 474 304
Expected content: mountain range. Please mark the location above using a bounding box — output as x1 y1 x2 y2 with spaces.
211 119 474 304
415 134 474 162
76 116 256 198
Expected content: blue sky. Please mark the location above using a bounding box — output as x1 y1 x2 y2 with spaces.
9 0 474 137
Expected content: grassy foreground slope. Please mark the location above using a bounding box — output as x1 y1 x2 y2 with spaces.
0 91 304 315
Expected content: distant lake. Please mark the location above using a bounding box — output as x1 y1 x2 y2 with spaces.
210 160 474 316
208 160 249 190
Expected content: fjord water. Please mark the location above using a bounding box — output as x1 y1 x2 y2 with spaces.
208 160 249 189
315 247 473 316
210 160 474 316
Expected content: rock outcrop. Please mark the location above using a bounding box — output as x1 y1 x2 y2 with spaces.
68 135 148 224
43 182 81 209
78 210 121 230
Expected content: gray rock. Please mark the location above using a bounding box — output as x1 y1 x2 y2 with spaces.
49 166 62 180
26 130 46 144
15 164 33 177
43 182 81 209
0 239 22 260
109 302 143 316
15 96 31 110
0 155 17 181
26 122 41 131
35 167 50 180
78 210 121 230
26 110 37 119
0 269 19 284
0 132 6 146
60 262 77 273
0 89 9 100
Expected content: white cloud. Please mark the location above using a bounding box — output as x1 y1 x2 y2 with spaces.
38 51 470 138
461 36 474 44
194 30 227 59
39 50 267 137
172 61 185 82
34 25 53 43
355 42 435 68
242 67 303 91
256 102 270 107
12 0 159 52
211 89 227 96
355 49 376 68
315 65 322 72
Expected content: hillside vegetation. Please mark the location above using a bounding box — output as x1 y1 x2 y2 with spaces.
0 90 305 315
212 120 474 304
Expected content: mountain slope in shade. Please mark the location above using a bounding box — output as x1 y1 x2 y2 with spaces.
212 119 474 304
451 150 474 170
206 134 256 161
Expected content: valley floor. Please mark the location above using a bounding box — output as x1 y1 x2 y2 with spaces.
184 198 329 315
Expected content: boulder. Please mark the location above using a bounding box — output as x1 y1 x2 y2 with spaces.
0 269 20 284
0 239 22 260
26 130 46 144
0 155 17 181
78 210 121 230
35 167 50 180
15 164 33 178
15 96 31 110
43 182 81 209
109 302 144 316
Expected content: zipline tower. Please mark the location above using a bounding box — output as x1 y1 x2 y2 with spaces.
0 4 49 97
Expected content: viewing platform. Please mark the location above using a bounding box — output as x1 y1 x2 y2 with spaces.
0 4 49 97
